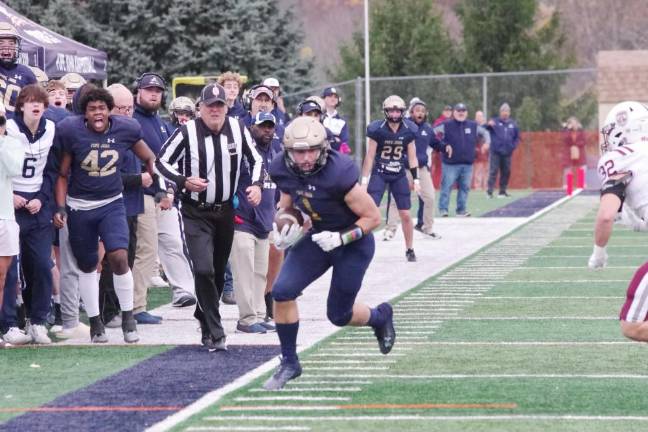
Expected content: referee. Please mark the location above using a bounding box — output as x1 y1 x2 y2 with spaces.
156 83 263 351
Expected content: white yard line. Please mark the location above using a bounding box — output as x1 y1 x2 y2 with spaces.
234 396 351 402
203 414 648 422
187 427 311 431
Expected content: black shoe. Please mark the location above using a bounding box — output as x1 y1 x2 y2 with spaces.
263 357 302 390
406 248 417 262
201 328 227 352
89 316 108 343
54 303 62 327
487 191 494 198
121 311 139 343
373 303 396 354
498 191 511 198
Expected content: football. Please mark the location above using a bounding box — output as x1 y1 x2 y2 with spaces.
274 207 304 232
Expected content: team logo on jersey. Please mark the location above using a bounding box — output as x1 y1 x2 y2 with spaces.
421 130 428 136
107 138 115 144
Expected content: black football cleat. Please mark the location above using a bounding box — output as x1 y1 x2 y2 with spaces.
406 248 417 262
374 303 396 354
263 357 302 390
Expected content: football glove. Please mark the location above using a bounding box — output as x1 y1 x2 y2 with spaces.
588 245 608 269
272 222 303 250
312 230 342 252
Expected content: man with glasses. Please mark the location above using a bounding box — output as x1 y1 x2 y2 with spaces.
434 103 490 217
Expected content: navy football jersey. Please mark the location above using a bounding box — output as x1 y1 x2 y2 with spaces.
56 115 143 201
0 64 37 119
366 119 418 174
269 150 359 232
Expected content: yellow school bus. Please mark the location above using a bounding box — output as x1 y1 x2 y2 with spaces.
172 75 248 100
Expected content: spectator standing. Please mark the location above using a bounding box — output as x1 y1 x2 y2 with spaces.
322 87 351 154
131 72 196 326
434 103 490 217
263 77 287 126
59 73 87 110
230 112 278 334
472 110 489 190
486 103 519 198
218 71 246 119
156 83 263 352
562 116 587 187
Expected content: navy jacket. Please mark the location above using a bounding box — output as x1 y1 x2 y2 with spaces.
412 120 442 167
487 117 520 155
235 141 277 239
434 119 490 165
133 104 173 196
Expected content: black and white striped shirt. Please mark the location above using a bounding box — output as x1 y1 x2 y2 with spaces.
156 116 262 205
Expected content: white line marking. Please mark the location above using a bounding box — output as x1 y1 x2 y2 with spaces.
479 296 618 300
307 366 390 370
520 266 637 270
304 373 648 379
221 406 339 411
309 353 406 357
499 280 628 283
288 381 372 385
234 396 351 402
422 341 633 346
300 360 397 364
444 316 616 320
203 415 648 421
248 387 362 393
187 427 311 431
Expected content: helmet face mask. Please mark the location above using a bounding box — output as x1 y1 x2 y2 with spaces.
169 96 196 126
0 34 20 68
283 116 329 176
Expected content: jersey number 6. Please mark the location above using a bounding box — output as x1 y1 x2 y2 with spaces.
81 149 119 177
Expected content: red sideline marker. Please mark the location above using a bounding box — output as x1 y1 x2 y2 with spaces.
566 171 574 196
577 167 585 189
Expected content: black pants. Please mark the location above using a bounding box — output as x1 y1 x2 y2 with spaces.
181 202 234 340
99 215 138 323
487 152 513 194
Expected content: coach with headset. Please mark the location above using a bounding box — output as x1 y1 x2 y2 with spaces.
131 73 197 326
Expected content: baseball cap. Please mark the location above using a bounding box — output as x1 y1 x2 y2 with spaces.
409 97 426 109
454 103 467 111
263 77 280 88
200 83 227 106
254 111 277 125
300 100 322 114
250 85 274 101
322 87 339 98
138 73 165 90
443 104 453 111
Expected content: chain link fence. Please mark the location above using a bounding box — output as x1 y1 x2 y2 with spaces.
284 68 598 188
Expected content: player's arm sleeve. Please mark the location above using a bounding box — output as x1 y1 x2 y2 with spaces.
339 122 349 144
241 124 263 187
366 123 379 140
600 172 631 208
156 127 187 190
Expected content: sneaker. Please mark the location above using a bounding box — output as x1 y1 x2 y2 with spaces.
105 315 122 328
2 327 32 345
28 324 52 345
0 339 10 348
172 289 197 307
150 275 168 287
373 303 396 354
54 323 90 340
236 322 267 334
456 212 471 217
406 248 417 262
263 357 302 390
415 225 441 239
440 211 449 217
122 313 139 344
498 191 511 198
134 311 162 324
487 191 494 199
382 228 396 241
221 291 236 305
90 317 108 343
260 319 276 332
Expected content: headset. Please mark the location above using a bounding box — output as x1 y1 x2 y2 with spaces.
243 84 275 111
134 72 167 108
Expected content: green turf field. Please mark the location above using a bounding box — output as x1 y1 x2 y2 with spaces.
173 195 648 432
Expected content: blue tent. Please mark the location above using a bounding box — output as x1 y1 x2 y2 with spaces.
0 2 107 80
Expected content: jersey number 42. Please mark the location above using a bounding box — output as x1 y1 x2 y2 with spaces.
81 149 119 177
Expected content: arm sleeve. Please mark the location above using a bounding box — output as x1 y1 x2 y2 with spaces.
156 127 187 190
241 124 263 186
336 156 360 197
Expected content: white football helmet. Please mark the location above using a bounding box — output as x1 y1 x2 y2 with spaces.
601 101 648 153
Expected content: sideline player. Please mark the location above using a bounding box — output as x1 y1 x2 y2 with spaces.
361 95 420 262
264 117 394 390
53 87 156 343
587 101 648 341
0 23 36 118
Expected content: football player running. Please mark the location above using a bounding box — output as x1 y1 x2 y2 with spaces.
361 95 420 262
264 117 394 390
53 87 156 343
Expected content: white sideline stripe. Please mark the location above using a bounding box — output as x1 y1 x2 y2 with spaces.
289 381 372 385
234 396 351 402
318 347 413 352
499 280 628 283
521 266 637 269
337 336 429 340
300 360 397 364
307 366 390 370
204 415 648 422
310 353 406 357
445 316 616 320
221 406 339 411
302 374 648 380
545 244 648 248
479 296 618 300
187 427 310 431
248 387 362 393
535 254 645 258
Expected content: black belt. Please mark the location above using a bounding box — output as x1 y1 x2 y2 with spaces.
181 199 229 211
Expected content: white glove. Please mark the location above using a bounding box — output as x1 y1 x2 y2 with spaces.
588 245 608 269
272 222 303 250
312 230 342 252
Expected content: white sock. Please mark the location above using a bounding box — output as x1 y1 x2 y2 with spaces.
78 271 100 318
113 270 134 312
52 294 60 304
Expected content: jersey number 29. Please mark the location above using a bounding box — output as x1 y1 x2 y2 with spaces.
81 149 119 177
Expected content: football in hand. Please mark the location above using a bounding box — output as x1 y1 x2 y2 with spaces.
274 207 304 232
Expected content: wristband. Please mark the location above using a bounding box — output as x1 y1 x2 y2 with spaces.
410 167 418 180
340 225 364 245
361 176 370 185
